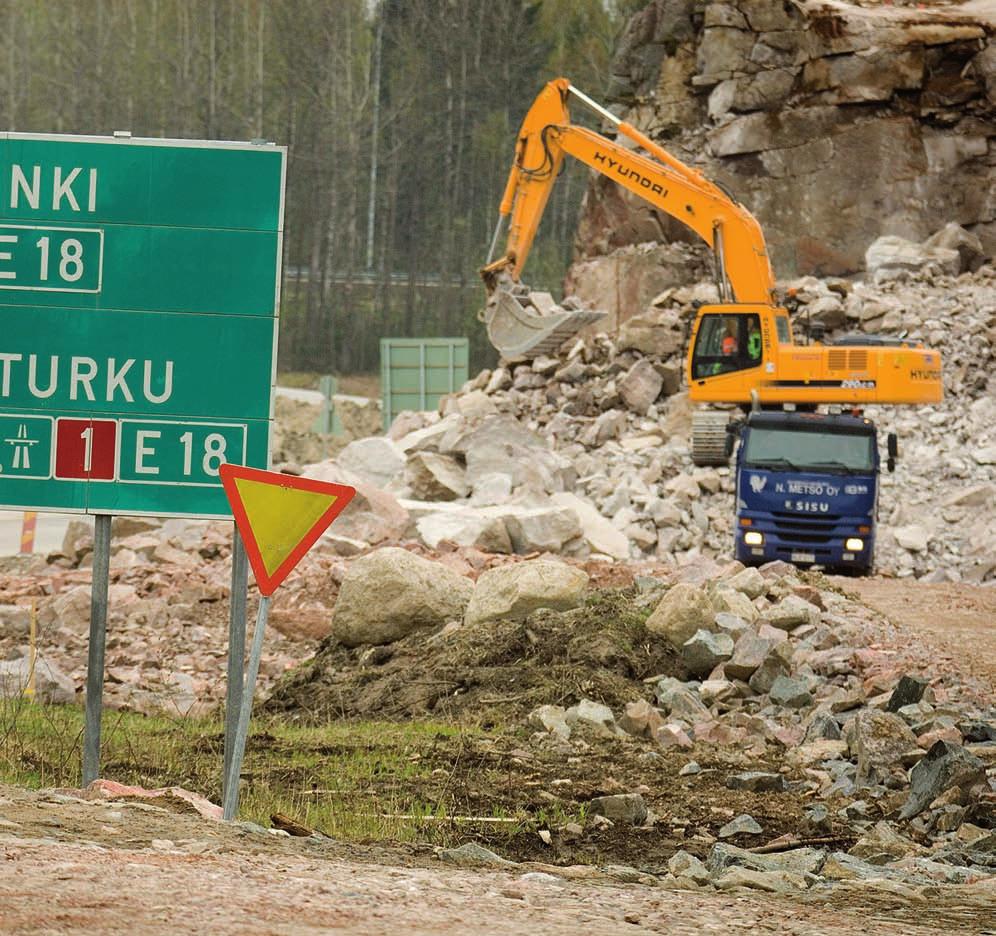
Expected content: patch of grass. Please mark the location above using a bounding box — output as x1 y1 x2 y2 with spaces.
0 698 546 846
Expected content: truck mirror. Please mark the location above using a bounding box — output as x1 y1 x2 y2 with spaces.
724 419 741 458
887 432 898 460
887 456 895 473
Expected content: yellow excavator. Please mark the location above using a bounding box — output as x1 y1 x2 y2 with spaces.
481 78 943 463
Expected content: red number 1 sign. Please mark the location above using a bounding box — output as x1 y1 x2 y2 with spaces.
54 418 117 481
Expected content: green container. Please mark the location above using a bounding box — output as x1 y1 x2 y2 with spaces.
380 338 469 431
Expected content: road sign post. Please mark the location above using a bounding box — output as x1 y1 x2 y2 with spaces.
218 464 355 820
82 513 111 786
223 529 248 799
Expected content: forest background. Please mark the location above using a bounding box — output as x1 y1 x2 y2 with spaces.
0 0 637 372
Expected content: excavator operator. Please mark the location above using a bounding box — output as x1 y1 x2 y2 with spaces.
721 318 739 357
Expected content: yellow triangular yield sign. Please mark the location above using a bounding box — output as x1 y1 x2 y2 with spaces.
219 464 356 596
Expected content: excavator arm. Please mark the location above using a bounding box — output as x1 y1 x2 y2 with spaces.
483 77 776 305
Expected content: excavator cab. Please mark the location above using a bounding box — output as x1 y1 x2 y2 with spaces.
690 310 764 379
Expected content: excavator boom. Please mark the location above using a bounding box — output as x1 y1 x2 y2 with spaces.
483 77 775 306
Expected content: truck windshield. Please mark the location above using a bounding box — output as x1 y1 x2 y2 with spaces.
744 427 874 473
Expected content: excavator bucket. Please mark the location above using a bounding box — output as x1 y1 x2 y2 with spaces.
482 287 606 360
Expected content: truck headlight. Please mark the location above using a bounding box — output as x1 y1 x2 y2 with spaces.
844 537 864 551
744 531 764 546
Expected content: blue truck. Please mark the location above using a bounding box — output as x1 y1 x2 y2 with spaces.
731 410 897 574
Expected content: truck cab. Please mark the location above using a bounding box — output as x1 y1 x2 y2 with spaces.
732 411 896 574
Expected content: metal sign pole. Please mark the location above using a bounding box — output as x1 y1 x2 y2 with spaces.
82 514 112 786
222 594 271 821
222 526 249 798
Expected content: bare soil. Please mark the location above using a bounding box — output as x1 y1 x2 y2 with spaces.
830 578 996 689
0 784 989 935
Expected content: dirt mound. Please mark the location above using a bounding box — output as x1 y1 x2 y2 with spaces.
265 588 685 724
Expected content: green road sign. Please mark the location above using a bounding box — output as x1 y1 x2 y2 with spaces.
0 132 285 518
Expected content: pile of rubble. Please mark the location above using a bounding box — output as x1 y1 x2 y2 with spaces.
291 226 994 581
268 544 996 896
0 517 331 715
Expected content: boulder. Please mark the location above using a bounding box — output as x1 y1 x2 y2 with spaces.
712 587 758 623
724 566 767 599
719 814 763 838
566 698 616 732
681 628 734 677
331 548 473 647
667 850 711 885
38 585 94 633
706 842 826 877
588 793 647 826
501 505 582 554
528 705 571 741
849 821 923 864
464 561 589 627
762 595 821 631
459 416 571 493
924 222 986 273
894 524 930 553
415 509 512 553
899 741 987 819
886 675 930 713
655 678 712 721
0 605 30 639
469 472 513 506
725 772 787 793
619 359 663 415
404 452 470 501
617 309 684 357
618 699 665 739
334 437 406 488
306 463 409 545
748 641 793 694
865 236 960 279
551 492 630 560
847 709 918 786
646 584 716 649
769 675 813 709
61 518 94 560
0 655 76 704
724 632 776 681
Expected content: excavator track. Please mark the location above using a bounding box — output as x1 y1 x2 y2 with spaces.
691 410 732 466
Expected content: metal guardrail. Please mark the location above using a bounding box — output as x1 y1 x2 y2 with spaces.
285 267 479 289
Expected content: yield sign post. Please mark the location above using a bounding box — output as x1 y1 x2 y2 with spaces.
219 465 355 820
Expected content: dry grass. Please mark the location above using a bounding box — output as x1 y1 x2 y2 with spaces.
0 698 545 845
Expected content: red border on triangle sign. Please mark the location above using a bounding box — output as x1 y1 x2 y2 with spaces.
219 464 356 596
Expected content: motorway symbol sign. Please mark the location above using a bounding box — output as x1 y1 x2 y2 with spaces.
219 464 355 597
0 132 286 518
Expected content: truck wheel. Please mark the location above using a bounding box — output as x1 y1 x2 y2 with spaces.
691 410 731 465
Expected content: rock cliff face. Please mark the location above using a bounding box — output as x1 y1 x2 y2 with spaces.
574 0 995 291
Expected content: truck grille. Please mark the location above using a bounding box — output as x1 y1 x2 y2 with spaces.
771 510 842 545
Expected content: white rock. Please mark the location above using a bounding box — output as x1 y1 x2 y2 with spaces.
464 561 589 627
332 548 473 647
335 437 406 488
551 492 631 559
